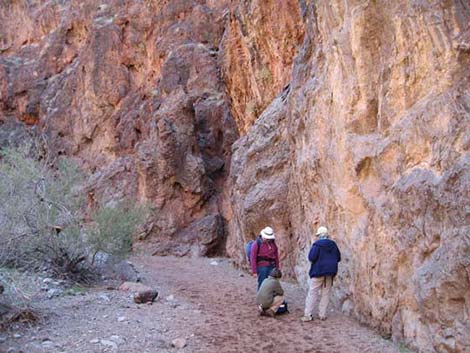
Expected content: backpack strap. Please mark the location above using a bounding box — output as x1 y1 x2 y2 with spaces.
256 236 262 257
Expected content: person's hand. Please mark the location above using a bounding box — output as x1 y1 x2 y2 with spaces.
252 273 257 278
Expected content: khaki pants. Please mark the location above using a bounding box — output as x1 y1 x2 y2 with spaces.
268 295 285 313
304 276 333 318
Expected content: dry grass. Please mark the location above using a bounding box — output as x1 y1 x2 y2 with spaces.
0 307 41 330
0 267 42 330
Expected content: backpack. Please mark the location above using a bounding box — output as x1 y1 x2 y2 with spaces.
245 236 262 265
276 300 289 314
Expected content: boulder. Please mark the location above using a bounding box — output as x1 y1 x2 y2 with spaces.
133 290 159 304
171 338 187 349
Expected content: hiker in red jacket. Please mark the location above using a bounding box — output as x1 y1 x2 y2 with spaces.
250 226 280 290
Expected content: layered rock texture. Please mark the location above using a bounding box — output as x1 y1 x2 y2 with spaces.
300 2 469 352
1 1 469 352
220 0 304 133
228 2 470 352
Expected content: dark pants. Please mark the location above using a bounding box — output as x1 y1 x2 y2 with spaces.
257 265 275 290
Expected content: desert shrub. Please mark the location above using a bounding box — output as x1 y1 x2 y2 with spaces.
0 143 147 280
88 200 146 265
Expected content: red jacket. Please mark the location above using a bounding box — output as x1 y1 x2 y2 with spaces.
250 239 280 274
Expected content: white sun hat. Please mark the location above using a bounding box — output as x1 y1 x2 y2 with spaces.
260 226 275 240
316 226 328 236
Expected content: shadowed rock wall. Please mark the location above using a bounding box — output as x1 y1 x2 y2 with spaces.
0 0 303 257
0 0 237 256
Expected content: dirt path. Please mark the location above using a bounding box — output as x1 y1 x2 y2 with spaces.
1 256 406 353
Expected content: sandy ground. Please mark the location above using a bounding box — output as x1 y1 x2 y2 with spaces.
0 255 408 353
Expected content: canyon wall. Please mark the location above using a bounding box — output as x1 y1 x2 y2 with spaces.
287 2 470 352
226 1 470 352
219 0 304 134
1 1 469 352
0 0 239 256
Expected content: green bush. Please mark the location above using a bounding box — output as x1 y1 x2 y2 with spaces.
88 200 146 265
0 143 147 280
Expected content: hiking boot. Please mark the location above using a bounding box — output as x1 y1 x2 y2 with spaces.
319 316 327 321
264 309 275 318
300 315 313 322
258 304 264 314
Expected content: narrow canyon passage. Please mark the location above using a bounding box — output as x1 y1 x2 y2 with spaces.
3 255 409 353
0 1 468 352
135 255 404 353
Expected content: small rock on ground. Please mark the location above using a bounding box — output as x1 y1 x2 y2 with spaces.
172 338 187 349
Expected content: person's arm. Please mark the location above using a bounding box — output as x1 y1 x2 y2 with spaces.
308 244 319 263
274 280 284 296
250 240 259 274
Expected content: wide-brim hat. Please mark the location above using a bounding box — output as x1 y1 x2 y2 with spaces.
260 226 275 239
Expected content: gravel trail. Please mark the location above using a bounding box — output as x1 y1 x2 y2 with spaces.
0 255 407 353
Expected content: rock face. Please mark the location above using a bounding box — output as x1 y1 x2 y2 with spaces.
0 0 236 253
227 88 296 277
219 0 304 134
286 2 469 352
226 1 469 352
1 1 469 353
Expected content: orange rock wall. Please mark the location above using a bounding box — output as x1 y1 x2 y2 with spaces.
226 1 469 352
219 0 304 134
287 1 469 351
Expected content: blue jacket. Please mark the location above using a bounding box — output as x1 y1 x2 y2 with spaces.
308 238 341 278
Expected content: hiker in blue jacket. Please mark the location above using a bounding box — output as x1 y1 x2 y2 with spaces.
301 226 341 322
